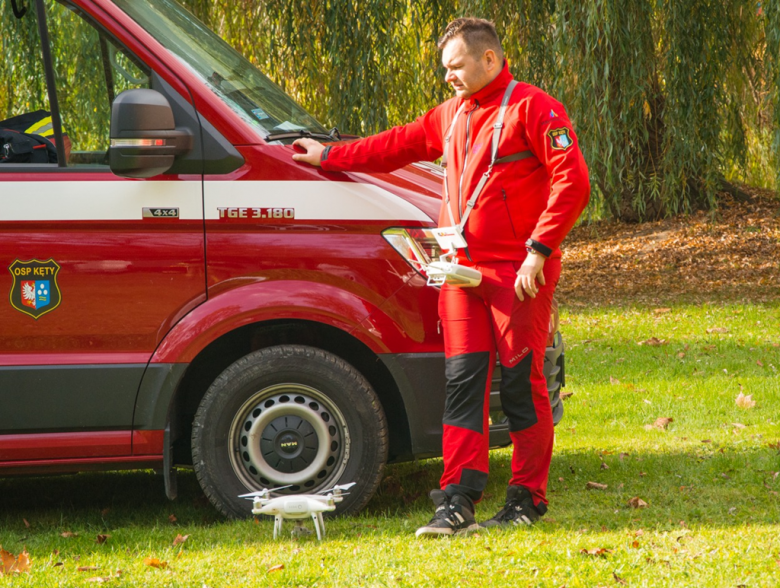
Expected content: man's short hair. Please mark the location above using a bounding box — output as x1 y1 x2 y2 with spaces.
437 18 504 61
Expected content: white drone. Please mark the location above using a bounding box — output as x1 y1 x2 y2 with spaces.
239 482 355 540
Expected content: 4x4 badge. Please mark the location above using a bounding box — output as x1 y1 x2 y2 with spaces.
8 259 62 319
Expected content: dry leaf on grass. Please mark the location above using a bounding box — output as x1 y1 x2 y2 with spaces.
168 514 177 524
580 548 613 557
22 519 30 529
600 462 609 470
736 392 756 409
143 558 167 569
646 417 674 430
609 376 621 385
638 337 668 346
268 564 285 573
0 547 31 575
77 566 100 572
560 392 574 400
586 481 608 490
172 534 189 547
628 496 648 509
96 534 110 545
654 308 672 314
613 572 628 585
60 531 78 538
707 327 729 334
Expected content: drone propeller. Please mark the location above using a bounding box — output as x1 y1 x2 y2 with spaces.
316 482 356 495
238 485 293 499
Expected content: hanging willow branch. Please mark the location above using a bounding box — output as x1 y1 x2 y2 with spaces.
1 1 775 220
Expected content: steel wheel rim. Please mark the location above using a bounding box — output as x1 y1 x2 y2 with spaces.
229 383 350 494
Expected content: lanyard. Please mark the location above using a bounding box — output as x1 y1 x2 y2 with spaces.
442 80 518 233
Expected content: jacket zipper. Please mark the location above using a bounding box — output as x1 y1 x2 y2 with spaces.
502 188 518 238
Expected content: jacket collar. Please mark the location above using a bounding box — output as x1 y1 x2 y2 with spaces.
463 61 514 108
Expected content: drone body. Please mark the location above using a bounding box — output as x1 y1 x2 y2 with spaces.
239 483 355 540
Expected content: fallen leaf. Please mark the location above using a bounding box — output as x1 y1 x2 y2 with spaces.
100 508 111 517
78 566 100 572
86 578 113 584
757 360 764 367
586 481 608 490
143 558 167 569
639 337 668 346
168 514 177 524
650 417 674 430
60 531 78 538
654 308 672 314
600 462 609 470
610 376 621 385
613 572 628 585
732 423 746 429
268 564 285 573
96 534 110 545
560 392 574 400
736 392 756 409
639 471 647 476
631 540 640 548
628 497 648 509
172 534 189 547
707 327 729 334
53 562 64 567
701 439 712 443
619 453 629 461
22 519 30 529
580 548 613 557
677 352 686 358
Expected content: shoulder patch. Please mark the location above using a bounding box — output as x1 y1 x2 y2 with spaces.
547 127 573 151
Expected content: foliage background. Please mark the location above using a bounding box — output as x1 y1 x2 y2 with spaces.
181 0 780 220
1 0 778 219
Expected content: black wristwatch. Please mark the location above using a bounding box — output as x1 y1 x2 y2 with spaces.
525 238 552 258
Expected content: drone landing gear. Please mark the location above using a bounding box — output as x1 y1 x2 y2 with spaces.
272 513 327 540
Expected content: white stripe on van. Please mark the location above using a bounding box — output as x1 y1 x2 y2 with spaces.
0 180 431 222
204 181 431 222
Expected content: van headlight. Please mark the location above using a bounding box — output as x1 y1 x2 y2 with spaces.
382 227 443 278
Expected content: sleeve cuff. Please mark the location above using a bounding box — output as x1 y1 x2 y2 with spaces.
320 145 332 164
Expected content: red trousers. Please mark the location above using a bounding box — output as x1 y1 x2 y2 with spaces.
437 257 561 513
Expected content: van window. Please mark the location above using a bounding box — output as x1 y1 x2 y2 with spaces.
0 1 150 167
112 0 326 141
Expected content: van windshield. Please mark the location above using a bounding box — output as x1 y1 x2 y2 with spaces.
113 0 327 140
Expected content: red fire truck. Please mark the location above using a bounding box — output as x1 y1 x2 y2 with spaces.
0 0 564 517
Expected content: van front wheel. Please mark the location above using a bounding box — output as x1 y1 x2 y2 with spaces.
191 345 388 518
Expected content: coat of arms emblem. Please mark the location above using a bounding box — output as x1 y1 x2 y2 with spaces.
8 259 62 319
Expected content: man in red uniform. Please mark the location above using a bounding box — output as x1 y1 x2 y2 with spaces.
293 18 590 536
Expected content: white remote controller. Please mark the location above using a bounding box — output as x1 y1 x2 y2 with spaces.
426 260 482 287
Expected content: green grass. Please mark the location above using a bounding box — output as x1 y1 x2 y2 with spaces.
1 303 778 587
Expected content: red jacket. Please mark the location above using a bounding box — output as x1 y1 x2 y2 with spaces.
321 62 590 262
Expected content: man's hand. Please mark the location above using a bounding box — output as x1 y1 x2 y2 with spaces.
514 252 546 301
292 138 325 167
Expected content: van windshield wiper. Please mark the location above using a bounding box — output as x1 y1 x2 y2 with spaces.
265 127 343 142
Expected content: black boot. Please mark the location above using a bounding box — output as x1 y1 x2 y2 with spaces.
480 485 542 528
415 490 479 537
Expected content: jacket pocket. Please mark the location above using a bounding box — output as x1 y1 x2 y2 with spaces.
502 188 518 239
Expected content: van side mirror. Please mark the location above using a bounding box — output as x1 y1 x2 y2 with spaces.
109 89 193 178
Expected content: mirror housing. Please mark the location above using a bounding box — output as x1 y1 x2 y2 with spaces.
109 89 193 178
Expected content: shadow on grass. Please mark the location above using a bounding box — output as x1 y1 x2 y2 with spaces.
0 444 776 536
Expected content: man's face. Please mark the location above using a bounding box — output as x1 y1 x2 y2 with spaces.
441 37 493 99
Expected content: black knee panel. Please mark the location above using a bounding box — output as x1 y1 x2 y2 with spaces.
443 351 491 434
500 352 538 432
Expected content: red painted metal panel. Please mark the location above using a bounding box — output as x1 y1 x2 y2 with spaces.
0 455 162 475
132 429 165 455
0 431 130 461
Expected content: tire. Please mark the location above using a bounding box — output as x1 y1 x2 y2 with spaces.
191 345 388 518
